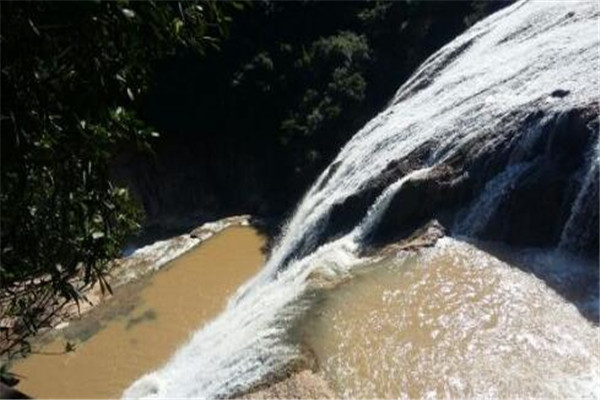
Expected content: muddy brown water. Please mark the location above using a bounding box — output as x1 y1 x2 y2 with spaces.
11 231 598 399
303 238 599 399
11 226 265 399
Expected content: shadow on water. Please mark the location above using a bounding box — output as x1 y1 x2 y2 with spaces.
11 226 267 399
464 238 599 324
125 309 158 330
247 215 286 256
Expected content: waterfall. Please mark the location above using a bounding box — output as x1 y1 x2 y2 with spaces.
559 138 600 252
123 1 599 398
453 162 532 236
353 167 434 242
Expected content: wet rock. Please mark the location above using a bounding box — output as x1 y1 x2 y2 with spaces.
551 89 570 98
0 382 30 399
237 370 335 400
323 145 435 244
403 219 446 246
480 105 598 251
364 219 446 257
370 164 470 245
326 104 598 257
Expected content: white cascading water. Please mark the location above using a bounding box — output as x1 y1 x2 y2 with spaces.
453 162 532 236
559 137 600 252
123 1 599 398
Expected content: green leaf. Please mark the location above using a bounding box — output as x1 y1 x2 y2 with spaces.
173 18 184 35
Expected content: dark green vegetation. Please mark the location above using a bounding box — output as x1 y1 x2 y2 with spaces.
1 0 509 366
125 1 509 229
0 0 236 361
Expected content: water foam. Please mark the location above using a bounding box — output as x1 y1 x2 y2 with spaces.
124 1 599 397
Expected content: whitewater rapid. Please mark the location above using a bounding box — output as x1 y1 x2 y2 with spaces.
123 1 599 397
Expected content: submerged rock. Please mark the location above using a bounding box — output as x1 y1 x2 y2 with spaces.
238 370 335 400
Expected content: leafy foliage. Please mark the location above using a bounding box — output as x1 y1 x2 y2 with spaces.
140 1 512 219
0 0 510 365
0 0 235 359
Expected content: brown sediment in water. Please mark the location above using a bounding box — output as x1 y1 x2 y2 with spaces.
238 369 335 399
10 226 265 399
236 223 448 400
301 239 600 399
231 338 335 400
0 216 252 356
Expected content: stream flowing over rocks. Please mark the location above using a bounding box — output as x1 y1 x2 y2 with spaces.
123 1 599 398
